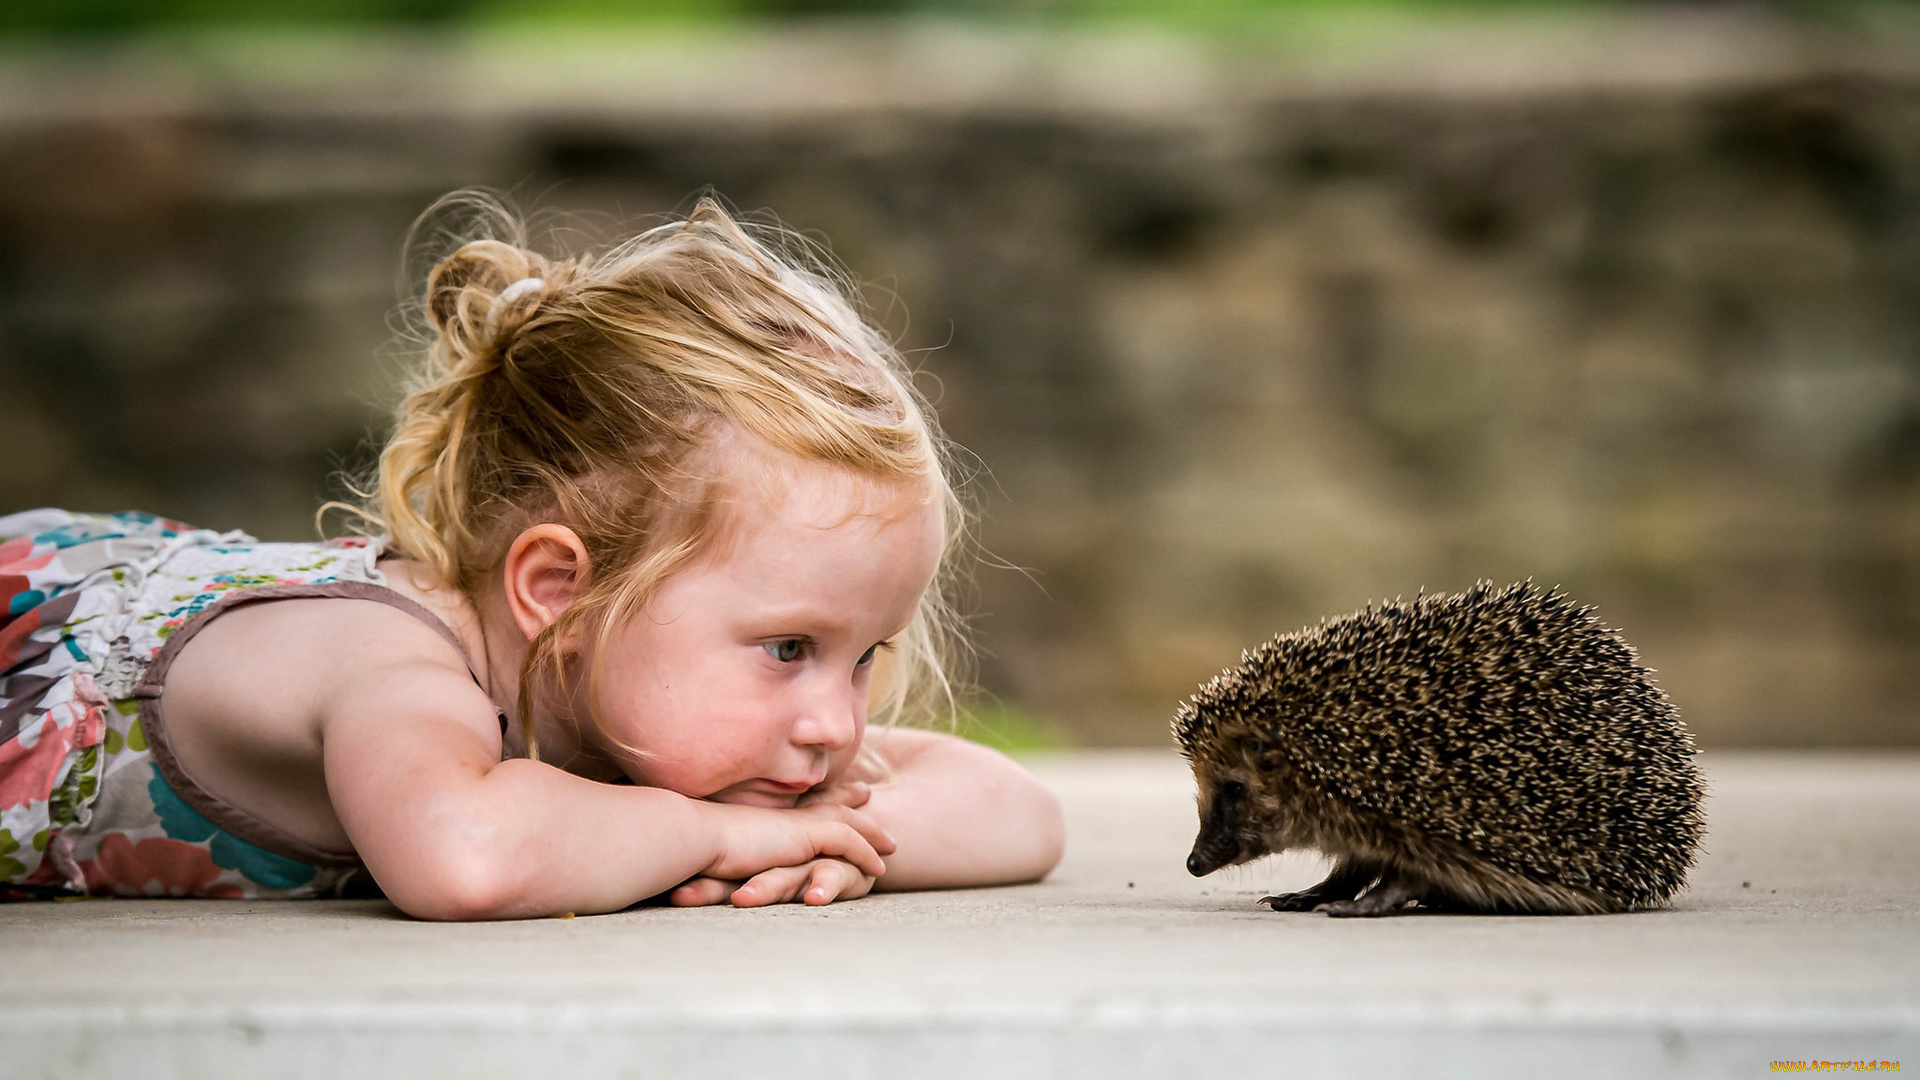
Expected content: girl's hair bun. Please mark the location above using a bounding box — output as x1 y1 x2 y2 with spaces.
426 239 553 371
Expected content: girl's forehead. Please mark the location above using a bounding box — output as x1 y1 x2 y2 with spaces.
692 456 943 607
725 440 941 533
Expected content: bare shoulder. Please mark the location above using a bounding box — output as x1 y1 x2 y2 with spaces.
159 594 500 851
166 596 483 723
315 600 503 742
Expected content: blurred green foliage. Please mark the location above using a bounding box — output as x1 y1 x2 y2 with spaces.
951 702 1073 756
2 0 1825 36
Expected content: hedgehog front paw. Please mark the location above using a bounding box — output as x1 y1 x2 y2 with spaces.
1260 890 1330 912
1317 872 1417 918
1261 859 1379 912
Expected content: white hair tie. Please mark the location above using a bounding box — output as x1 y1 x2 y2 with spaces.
486 276 546 336
498 276 545 307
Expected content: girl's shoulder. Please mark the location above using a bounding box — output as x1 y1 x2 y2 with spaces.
161 588 488 759
146 537 495 736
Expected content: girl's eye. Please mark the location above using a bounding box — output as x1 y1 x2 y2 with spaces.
764 639 805 663
857 640 893 667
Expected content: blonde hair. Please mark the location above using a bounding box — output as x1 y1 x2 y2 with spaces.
348 191 967 764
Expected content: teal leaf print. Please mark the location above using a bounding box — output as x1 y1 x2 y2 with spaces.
147 766 318 890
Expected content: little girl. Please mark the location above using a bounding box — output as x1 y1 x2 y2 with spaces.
0 195 1064 919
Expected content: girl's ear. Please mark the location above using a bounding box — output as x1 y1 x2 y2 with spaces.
501 524 590 640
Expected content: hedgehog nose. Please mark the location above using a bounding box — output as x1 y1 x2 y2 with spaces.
1187 843 1229 877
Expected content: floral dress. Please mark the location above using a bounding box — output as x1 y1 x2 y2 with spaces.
0 509 481 900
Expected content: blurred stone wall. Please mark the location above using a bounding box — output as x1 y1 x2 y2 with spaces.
3 16 1918 746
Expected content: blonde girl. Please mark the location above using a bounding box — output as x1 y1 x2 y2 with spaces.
0 195 1064 918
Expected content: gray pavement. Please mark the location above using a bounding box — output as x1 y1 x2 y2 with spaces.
2 749 1915 1079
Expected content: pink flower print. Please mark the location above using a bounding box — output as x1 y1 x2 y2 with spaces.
4 567 54 608
0 611 36 671
0 536 55 575
0 714 74 811
84 834 244 898
0 567 61 668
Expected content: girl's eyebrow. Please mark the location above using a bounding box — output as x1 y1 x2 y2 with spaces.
743 606 911 642
742 606 855 636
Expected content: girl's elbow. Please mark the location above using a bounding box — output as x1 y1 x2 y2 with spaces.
379 845 531 921
1023 783 1066 881
983 748 1065 882
984 768 1065 884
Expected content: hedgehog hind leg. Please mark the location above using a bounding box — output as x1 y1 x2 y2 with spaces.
1318 867 1420 918
1261 858 1380 912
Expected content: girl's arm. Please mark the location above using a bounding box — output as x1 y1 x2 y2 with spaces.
856 727 1065 891
321 651 894 921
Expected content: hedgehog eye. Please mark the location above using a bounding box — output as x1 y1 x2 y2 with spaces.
1220 780 1247 801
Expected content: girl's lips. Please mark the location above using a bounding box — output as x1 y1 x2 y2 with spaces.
759 779 817 793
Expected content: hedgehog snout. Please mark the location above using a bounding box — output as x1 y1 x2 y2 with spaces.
1187 779 1254 877
1186 838 1231 877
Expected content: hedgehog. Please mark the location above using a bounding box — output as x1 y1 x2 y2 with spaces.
1172 580 1705 917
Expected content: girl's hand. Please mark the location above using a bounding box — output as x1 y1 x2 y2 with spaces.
668 857 876 907
668 780 882 907
694 800 894 884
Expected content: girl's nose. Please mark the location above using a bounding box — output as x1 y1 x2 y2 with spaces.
793 684 861 753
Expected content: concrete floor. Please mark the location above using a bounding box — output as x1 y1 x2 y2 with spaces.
2 750 1914 1079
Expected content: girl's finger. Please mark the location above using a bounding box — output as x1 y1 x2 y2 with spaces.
802 860 864 906
827 807 896 858
813 819 889 876
669 876 738 907
731 864 811 908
